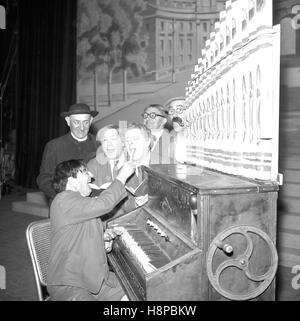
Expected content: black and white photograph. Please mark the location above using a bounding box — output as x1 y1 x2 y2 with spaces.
0 0 300 305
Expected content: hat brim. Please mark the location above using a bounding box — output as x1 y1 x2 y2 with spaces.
61 111 98 118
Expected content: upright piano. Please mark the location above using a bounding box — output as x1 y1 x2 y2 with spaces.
107 0 281 301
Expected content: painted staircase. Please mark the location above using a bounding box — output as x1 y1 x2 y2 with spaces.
11 191 49 218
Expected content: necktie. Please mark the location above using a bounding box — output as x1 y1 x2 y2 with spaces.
151 135 157 151
112 161 119 180
137 166 143 184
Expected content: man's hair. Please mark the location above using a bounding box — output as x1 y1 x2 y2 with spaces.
126 123 154 149
144 104 167 116
96 124 120 144
52 159 87 193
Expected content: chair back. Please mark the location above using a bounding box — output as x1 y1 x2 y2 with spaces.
26 219 51 301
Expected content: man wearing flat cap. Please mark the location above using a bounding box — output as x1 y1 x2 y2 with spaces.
36 103 99 204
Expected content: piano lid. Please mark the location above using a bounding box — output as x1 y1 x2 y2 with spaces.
146 164 278 195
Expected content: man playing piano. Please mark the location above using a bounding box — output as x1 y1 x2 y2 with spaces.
47 159 135 301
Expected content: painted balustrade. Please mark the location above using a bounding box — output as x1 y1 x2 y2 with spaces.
177 0 280 182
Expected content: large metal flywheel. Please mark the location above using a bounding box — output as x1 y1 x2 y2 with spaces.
206 225 278 301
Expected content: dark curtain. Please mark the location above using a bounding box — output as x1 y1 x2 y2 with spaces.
15 0 77 188
0 0 18 148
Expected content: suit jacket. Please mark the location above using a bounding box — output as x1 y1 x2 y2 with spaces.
87 156 113 188
37 133 98 201
87 154 136 219
47 180 127 294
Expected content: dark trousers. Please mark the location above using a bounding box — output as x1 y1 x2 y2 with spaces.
47 272 125 301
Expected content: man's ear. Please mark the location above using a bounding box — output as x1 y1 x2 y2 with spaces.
162 117 167 126
65 116 71 127
66 176 78 191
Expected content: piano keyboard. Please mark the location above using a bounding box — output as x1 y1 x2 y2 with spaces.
108 206 203 300
115 224 171 274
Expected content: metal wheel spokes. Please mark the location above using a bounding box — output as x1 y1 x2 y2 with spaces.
241 227 254 259
207 225 278 301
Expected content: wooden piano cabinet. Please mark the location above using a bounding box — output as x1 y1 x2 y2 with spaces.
146 164 279 301
204 191 278 301
154 0 281 300
107 207 203 301
145 249 203 301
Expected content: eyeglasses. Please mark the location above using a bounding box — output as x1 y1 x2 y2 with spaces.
142 112 165 120
168 106 184 115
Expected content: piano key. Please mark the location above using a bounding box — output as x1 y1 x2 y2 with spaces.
115 225 172 274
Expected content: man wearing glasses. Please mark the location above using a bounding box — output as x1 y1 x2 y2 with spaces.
36 103 98 204
165 97 186 132
142 104 173 164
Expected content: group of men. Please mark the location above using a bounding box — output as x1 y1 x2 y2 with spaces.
36 99 186 301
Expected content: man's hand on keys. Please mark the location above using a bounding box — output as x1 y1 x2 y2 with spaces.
103 227 123 253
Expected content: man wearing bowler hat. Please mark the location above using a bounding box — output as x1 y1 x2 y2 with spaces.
36 103 99 204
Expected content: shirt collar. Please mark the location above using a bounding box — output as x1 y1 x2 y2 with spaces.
152 129 164 140
151 129 164 151
70 132 88 142
136 152 150 168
